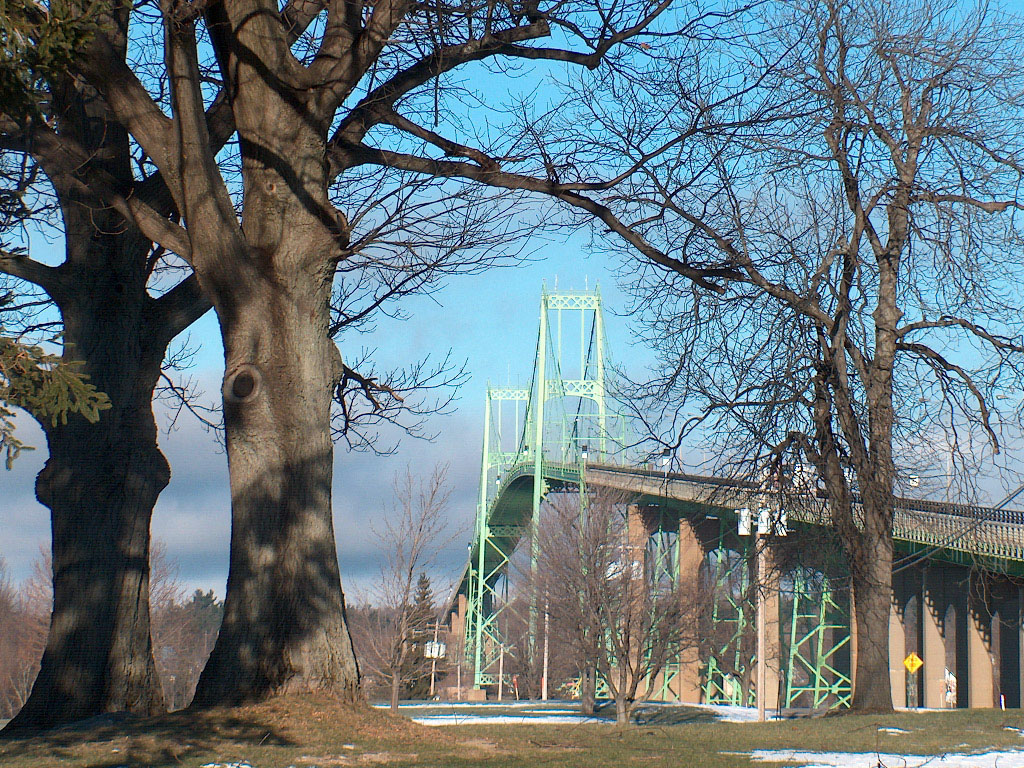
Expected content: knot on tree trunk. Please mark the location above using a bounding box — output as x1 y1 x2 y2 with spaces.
224 364 263 404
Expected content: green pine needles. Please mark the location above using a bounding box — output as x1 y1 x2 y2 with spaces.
0 0 105 120
0 333 110 468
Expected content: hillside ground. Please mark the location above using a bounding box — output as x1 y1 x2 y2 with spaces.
3 696 1024 767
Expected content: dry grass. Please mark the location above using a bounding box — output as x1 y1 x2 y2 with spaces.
2 697 1024 767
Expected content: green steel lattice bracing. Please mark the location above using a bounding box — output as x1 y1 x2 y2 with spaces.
463 286 624 688
456 285 1024 710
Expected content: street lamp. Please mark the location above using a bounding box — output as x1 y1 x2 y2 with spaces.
581 444 589 462
739 503 786 722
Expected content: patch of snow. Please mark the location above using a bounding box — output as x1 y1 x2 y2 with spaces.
412 714 607 726
377 701 547 709
401 701 773 723
877 727 908 734
894 706 949 713
691 704 777 722
522 708 578 714
200 763 255 768
749 749 1024 767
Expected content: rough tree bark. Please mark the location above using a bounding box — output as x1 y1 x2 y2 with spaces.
192 259 358 703
848 519 895 713
5 209 204 730
173 3 359 702
0 7 209 727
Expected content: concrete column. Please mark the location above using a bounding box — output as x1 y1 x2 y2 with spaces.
760 542 781 712
453 593 467 638
1019 584 1024 709
922 570 946 708
677 517 704 703
989 579 1020 708
968 576 995 708
889 594 906 708
626 504 648 567
625 504 648 693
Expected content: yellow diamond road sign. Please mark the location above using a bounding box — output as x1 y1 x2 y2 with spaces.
904 652 923 675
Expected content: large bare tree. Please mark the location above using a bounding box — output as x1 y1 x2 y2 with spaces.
0 2 206 730
0 0 675 718
359 0 1024 712
621 0 1024 711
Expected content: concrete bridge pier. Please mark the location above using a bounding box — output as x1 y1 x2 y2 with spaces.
922 568 949 708
888 587 906 708
990 581 1023 708
968 572 996 708
676 516 705 704
884 564 1024 710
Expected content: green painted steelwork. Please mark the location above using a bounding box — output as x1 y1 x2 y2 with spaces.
464 287 625 688
782 570 852 710
457 284 1024 705
702 534 755 706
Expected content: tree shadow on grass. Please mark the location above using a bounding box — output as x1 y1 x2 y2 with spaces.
0 705 293 767
631 704 722 725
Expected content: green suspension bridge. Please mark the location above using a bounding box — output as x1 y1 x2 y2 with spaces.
452 287 1024 711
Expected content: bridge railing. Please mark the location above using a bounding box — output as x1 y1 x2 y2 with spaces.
585 462 1024 566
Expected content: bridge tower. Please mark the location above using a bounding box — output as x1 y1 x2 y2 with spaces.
453 286 1024 711
463 285 624 689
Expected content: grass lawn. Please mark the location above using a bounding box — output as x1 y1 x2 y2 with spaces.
3 696 1024 767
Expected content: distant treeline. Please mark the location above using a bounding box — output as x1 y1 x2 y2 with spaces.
0 546 223 719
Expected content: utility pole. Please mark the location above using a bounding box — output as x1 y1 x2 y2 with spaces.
498 645 505 702
541 597 550 700
755 531 766 723
429 621 440 699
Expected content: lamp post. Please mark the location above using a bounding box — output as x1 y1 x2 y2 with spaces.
659 447 671 480
739 504 785 721
541 596 550 701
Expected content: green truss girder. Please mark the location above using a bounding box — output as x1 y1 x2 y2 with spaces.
783 570 852 710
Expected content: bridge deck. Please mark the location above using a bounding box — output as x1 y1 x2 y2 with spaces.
460 461 1024 598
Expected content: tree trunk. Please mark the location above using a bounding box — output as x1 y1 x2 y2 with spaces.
849 520 895 713
4 240 172 731
390 668 402 711
191 280 358 705
581 665 596 716
614 693 631 725
169 5 359 705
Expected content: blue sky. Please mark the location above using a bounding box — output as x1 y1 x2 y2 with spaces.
6 227 1024 600
0 230 650 600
